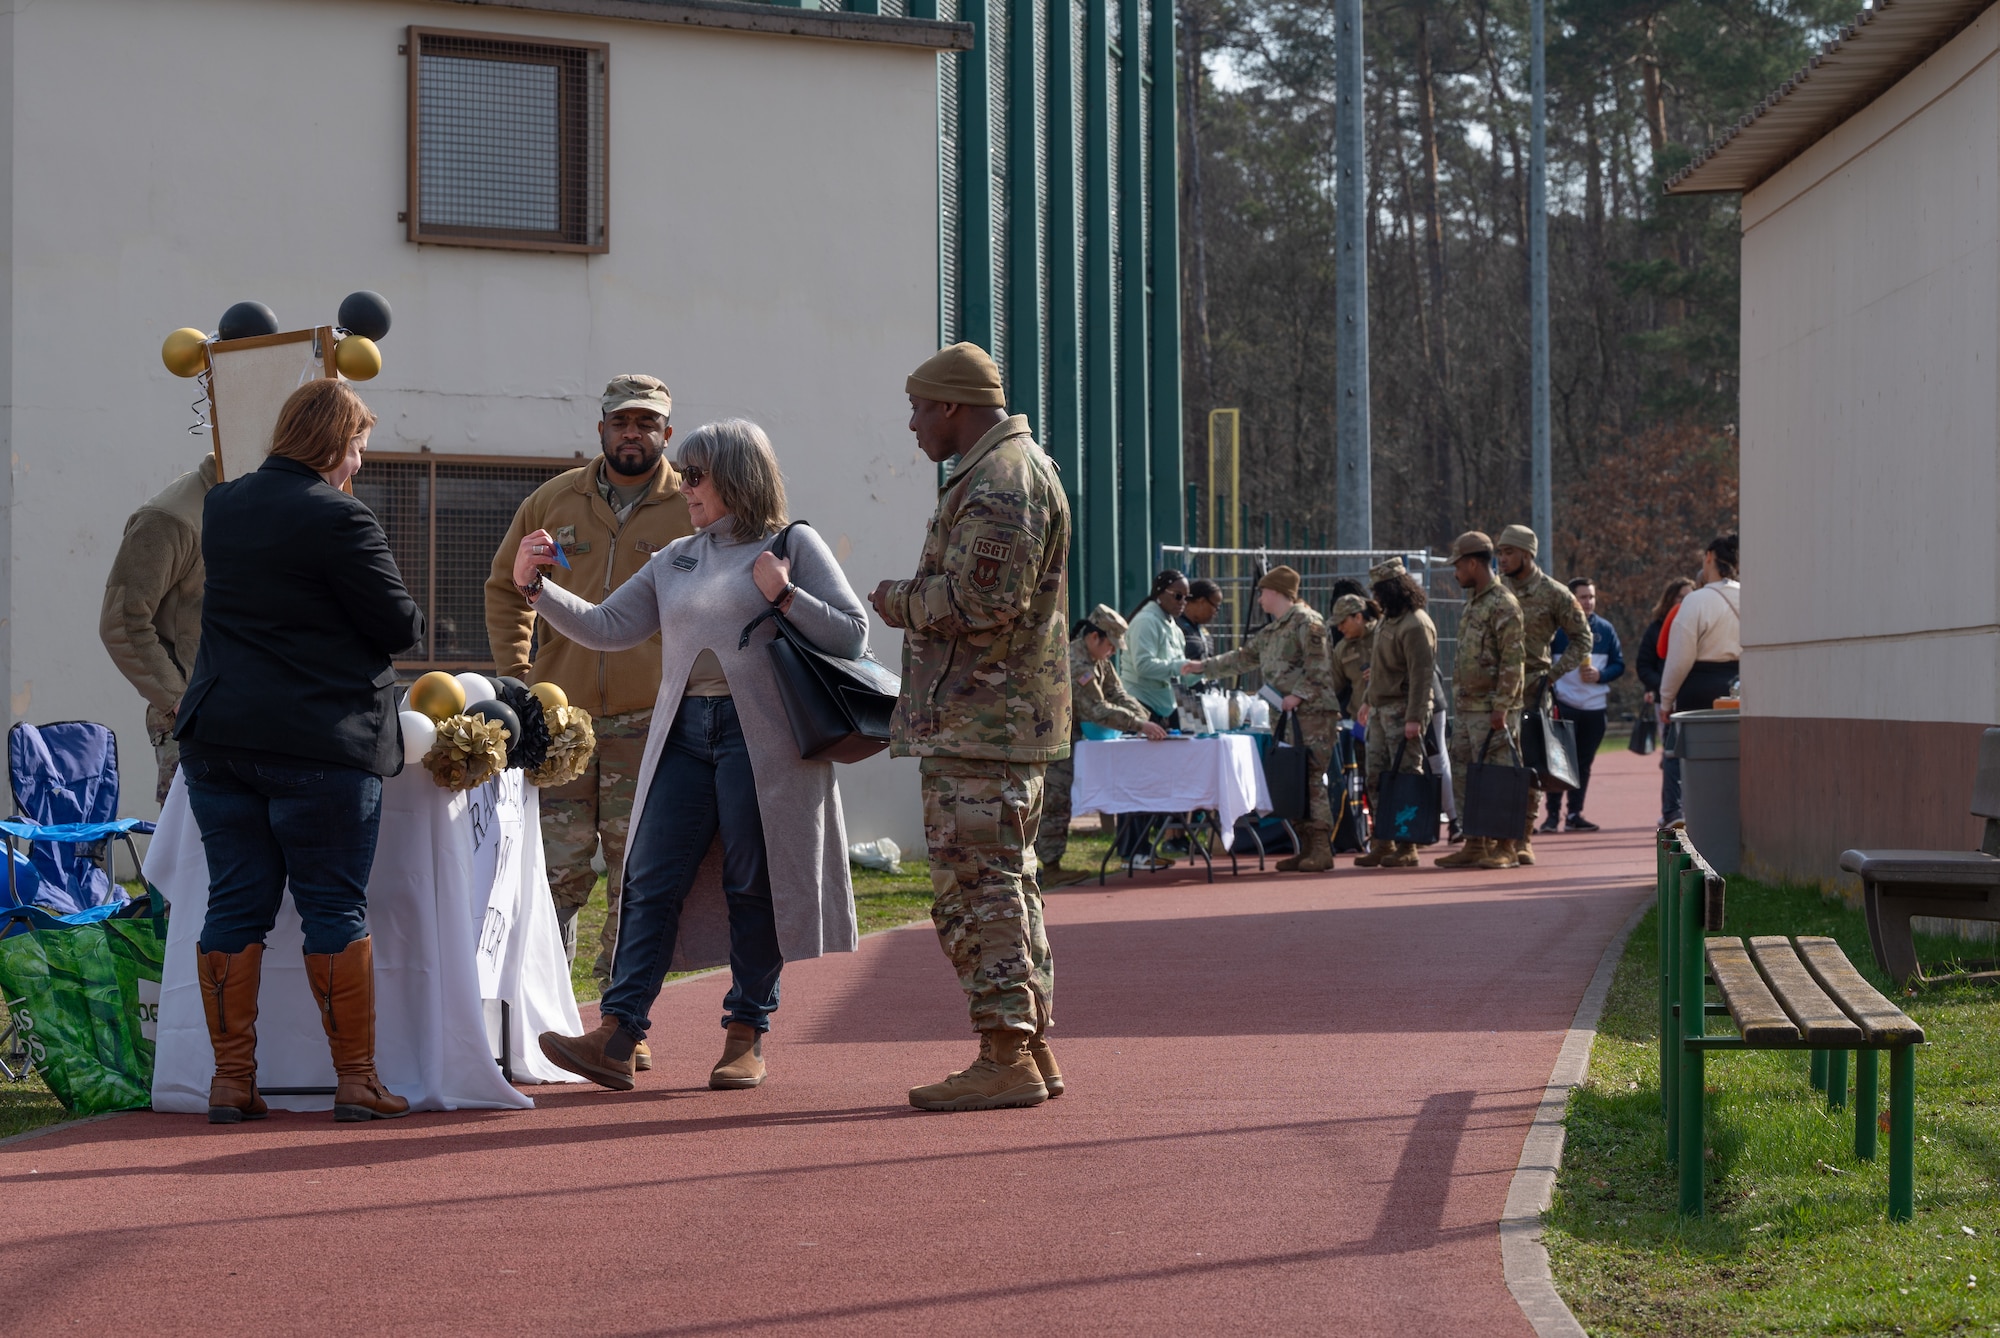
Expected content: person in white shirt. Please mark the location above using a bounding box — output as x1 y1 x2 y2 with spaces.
1661 533 1741 713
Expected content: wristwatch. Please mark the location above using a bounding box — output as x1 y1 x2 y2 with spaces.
517 574 544 602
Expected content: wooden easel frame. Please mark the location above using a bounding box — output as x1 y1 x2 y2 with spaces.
206 326 339 482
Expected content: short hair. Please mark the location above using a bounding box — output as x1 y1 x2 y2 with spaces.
1331 577 1366 600
1706 532 1739 579
268 379 377 474
1188 578 1222 603
675 419 789 542
1567 576 1595 594
1374 573 1427 617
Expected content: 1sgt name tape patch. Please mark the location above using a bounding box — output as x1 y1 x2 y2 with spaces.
969 534 1013 591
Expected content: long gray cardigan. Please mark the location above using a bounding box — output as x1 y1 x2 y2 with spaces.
532 520 867 971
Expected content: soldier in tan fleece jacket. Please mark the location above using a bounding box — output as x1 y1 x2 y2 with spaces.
100 455 217 802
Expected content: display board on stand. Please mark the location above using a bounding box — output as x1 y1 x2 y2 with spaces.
206 327 338 482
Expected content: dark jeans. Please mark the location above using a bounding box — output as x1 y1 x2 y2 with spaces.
182 752 382 956
1661 754 1683 824
601 697 784 1038
1561 706 1608 818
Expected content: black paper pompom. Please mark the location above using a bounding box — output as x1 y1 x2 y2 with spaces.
491 678 551 771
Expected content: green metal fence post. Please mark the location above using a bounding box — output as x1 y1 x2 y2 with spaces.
1827 1048 1848 1111
1658 832 1674 1126
1006 0 1042 437
1889 1044 1915 1222
957 0 995 354
1045 0 1084 621
1147 0 1184 556
1855 1047 1879 1161
1083 0 1118 610
1677 867 1706 1216
1811 1048 1828 1092
1115 0 1151 610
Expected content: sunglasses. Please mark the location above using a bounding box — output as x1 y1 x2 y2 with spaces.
678 465 706 489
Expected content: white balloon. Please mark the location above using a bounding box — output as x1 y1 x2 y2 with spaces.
399 710 437 767
453 672 494 706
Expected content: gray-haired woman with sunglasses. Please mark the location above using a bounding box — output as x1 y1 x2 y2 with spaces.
512 419 868 1092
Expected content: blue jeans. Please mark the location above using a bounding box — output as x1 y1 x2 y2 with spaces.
601 697 784 1039
1661 754 1684 824
182 753 382 956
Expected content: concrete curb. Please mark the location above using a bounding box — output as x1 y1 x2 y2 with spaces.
1501 896 1649 1338
0 1108 131 1151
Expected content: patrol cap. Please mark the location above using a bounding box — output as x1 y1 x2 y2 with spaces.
602 374 672 421
1083 603 1129 646
1496 523 1539 556
1331 593 1367 621
1448 531 1495 562
906 342 1007 407
1366 556 1405 585
1257 565 1301 600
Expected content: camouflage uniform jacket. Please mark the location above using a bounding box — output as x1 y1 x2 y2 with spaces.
1202 602 1336 707
1367 608 1438 724
1328 619 1375 716
1453 580 1525 713
1503 565 1591 692
1068 638 1150 739
882 414 1072 762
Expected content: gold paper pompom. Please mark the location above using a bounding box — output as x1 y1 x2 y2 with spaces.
422 713 509 792
526 704 596 789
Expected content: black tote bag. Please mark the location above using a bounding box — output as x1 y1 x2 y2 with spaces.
1627 714 1657 755
1521 701 1582 794
737 522 902 764
1463 728 1534 840
1263 711 1314 823
1377 739 1443 845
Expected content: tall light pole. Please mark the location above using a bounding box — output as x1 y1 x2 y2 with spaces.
1334 0 1371 551
1529 0 1551 554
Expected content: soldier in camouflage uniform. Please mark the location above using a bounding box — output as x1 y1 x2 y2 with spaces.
1187 565 1340 873
1495 523 1591 866
1436 532 1526 871
872 342 1071 1113
1356 557 1437 869
1326 592 1376 716
1037 605 1165 884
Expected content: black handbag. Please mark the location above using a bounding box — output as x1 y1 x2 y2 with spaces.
737 522 902 763
1263 711 1315 823
1520 685 1583 794
1628 714 1657 755
1463 728 1534 840
1378 739 1443 845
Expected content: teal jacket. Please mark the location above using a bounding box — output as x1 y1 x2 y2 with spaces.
1119 601 1189 719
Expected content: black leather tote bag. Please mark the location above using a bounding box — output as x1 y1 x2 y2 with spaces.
1628 713 1657 755
1263 711 1314 823
1521 699 1582 794
737 522 901 763
1377 739 1443 845
1463 728 1535 840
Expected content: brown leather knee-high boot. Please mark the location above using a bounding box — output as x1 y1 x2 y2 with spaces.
197 943 269 1125
306 937 409 1122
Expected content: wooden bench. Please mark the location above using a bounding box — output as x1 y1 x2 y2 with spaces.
1657 826 1925 1220
1840 726 2000 985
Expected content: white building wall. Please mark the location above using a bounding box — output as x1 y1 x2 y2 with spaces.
4 0 943 845
1738 7 2000 726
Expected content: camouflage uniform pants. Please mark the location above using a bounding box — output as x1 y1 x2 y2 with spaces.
1448 708 1524 836
1033 752 1074 869
1295 709 1340 830
145 703 179 805
539 707 652 985
1363 704 1423 819
919 758 1053 1035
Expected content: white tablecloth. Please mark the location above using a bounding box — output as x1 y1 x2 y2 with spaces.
1070 734 1272 851
150 766 584 1114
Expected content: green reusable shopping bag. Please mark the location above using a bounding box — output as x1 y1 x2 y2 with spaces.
0 895 166 1115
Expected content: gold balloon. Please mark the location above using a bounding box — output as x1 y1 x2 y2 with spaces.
335 335 382 381
408 671 466 723
161 328 209 378
528 681 568 712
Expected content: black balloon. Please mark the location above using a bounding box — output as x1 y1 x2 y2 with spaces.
217 301 280 341
338 290 392 341
493 676 529 697
466 699 525 767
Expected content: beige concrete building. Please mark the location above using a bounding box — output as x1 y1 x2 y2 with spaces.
1671 0 1999 884
0 0 970 846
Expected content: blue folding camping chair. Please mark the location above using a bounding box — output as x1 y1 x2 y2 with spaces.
4 721 156 920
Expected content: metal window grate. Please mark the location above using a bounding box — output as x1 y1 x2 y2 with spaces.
354 454 582 669
408 28 608 253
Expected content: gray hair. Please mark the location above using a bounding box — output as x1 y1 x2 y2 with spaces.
675 418 789 542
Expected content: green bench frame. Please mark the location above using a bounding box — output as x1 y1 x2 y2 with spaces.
1655 827 1923 1220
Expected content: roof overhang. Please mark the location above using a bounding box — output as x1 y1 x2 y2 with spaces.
1667 0 1994 195
433 0 976 51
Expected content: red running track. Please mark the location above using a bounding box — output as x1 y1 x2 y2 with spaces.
0 751 1661 1336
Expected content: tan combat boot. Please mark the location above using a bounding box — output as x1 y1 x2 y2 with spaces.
1478 839 1520 870
1436 837 1487 868
634 1040 653 1071
1353 838 1391 868
1293 822 1336 873
306 938 410 1122
709 1022 766 1089
197 943 269 1125
908 1030 1049 1112
1383 842 1421 868
1029 993 1063 1098
1513 837 1538 866
539 1014 638 1091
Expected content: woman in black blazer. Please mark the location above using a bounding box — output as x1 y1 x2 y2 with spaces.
173 379 425 1125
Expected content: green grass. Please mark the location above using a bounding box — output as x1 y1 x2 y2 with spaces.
0 995 65 1140
1547 876 2000 1335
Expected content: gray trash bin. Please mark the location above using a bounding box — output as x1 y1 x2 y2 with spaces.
1672 708 1740 873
